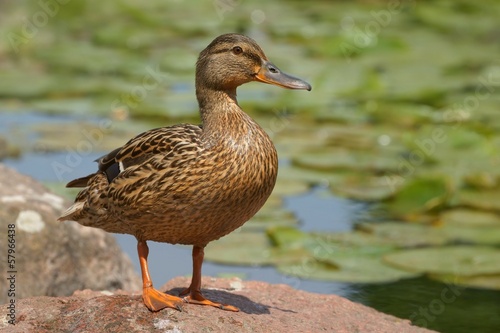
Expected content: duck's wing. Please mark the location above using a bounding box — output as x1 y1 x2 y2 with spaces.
66 124 203 188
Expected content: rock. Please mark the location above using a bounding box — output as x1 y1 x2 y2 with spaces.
0 163 141 304
0 276 435 333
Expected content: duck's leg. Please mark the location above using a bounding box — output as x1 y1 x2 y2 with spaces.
138 240 183 312
180 245 239 312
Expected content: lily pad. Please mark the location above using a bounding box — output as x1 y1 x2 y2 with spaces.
205 231 274 266
383 246 500 276
442 225 500 246
278 255 418 283
267 226 310 250
359 221 500 247
274 229 416 283
277 165 345 187
312 230 396 248
205 230 308 266
458 188 500 212
292 148 357 171
245 208 299 231
383 177 450 218
440 208 500 227
463 172 499 189
429 273 500 291
272 177 310 197
333 174 396 201
0 71 56 98
292 148 398 173
357 222 449 247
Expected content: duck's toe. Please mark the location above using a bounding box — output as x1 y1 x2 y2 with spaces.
142 286 184 312
180 288 239 312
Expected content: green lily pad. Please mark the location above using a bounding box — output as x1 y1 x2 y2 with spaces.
246 207 299 231
442 225 500 246
384 177 449 217
36 42 144 76
267 226 309 250
292 148 398 173
205 231 273 266
272 177 310 197
32 121 137 152
429 273 500 291
458 188 500 211
205 230 308 266
333 174 396 201
0 71 56 98
277 165 345 187
440 208 500 227
357 222 449 247
384 246 500 276
292 148 356 171
275 230 416 283
278 255 418 283
313 230 396 248
359 221 500 247
463 172 499 189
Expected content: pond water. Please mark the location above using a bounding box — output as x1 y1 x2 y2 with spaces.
1 111 499 333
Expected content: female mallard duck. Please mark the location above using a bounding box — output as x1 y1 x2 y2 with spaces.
59 33 311 312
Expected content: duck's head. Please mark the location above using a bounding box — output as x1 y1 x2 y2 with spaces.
196 33 311 94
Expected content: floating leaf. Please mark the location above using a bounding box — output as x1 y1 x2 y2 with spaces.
276 231 416 283
277 165 344 187
384 177 449 217
278 255 418 283
359 221 500 247
313 231 395 248
205 230 308 266
458 189 500 211
384 246 500 276
430 273 500 291
333 174 396 201
205 231 274 266
440 208 500 227
292 148 398 173
245 207 299 231
272 177 310 197
267 226 309 250
442 225 500 246
292 149 357 171
357 222 449 247
463 172 499 189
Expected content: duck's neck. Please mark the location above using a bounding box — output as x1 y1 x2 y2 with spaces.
196 86 250 135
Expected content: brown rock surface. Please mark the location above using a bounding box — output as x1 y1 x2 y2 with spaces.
0 164 141 303
1 276 436 333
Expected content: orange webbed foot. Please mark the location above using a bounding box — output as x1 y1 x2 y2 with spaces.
143 286 184 312
179 288 239 312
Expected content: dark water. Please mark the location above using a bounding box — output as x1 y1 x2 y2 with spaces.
2 112 499 333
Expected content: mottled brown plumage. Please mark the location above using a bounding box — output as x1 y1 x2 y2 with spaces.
59 33 311 312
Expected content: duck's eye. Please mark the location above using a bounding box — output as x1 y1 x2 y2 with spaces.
232 46 243 55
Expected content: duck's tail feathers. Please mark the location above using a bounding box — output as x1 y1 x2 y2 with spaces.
66 174 94 188
58 202 84 222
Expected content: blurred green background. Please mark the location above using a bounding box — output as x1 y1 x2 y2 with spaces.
1 1 500 332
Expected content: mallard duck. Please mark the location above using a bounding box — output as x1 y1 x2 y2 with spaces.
59 33 311 312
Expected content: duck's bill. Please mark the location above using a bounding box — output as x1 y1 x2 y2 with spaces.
255 60 312 91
